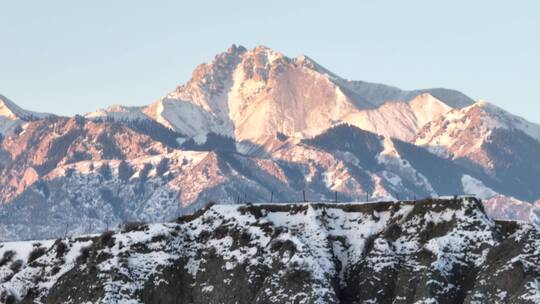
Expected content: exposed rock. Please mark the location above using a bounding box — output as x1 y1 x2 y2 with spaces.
1 198 540 303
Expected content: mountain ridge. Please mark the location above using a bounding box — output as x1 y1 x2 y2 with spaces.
2 198 540 303
1 45 540 241
84 45 479 145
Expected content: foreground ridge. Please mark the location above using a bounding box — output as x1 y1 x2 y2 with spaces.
1 198 540 303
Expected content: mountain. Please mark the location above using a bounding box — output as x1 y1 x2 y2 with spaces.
1 45 539 241
0 95 49 136
342 93 453 141
84 45 475 147
1 198 540 303
85 105 149 122
416 101 540 201
416 101 540 160
104 45 473 146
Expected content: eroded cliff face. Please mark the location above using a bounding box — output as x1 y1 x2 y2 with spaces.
1 198 539 304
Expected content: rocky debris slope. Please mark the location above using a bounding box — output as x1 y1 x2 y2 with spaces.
1 197 540 304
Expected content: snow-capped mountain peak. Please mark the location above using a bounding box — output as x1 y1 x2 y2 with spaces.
140 45 477 146
0 95 33 121
473 100 540 141
416 100 540 155
143 45 365 143
0 95 51 135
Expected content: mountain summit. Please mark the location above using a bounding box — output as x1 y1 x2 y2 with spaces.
90 45 475 146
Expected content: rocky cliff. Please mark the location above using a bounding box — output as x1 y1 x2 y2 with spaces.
1 197 539 304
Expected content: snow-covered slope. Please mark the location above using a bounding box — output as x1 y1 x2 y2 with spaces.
343 93 452 141
0 95 49 136
141 45 472 145
416 101 540 159
1 198 539 304
143 45 359 143
84 105 149 122
343 80 474 108
483 195 540 224
0 96 30 121
414 101 540 202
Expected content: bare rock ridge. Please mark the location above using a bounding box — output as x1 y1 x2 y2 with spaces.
1 198 540 303
1 45 540 241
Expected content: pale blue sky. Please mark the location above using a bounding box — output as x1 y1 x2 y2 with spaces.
1 1 539 122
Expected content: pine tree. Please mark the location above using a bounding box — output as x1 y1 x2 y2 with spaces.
98 163 112 180
139 163 152 182
156 157 169 176
118 160 134 181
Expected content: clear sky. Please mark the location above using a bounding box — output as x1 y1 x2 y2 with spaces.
1 1 539 123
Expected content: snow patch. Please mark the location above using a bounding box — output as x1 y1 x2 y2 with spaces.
461 175 497 200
